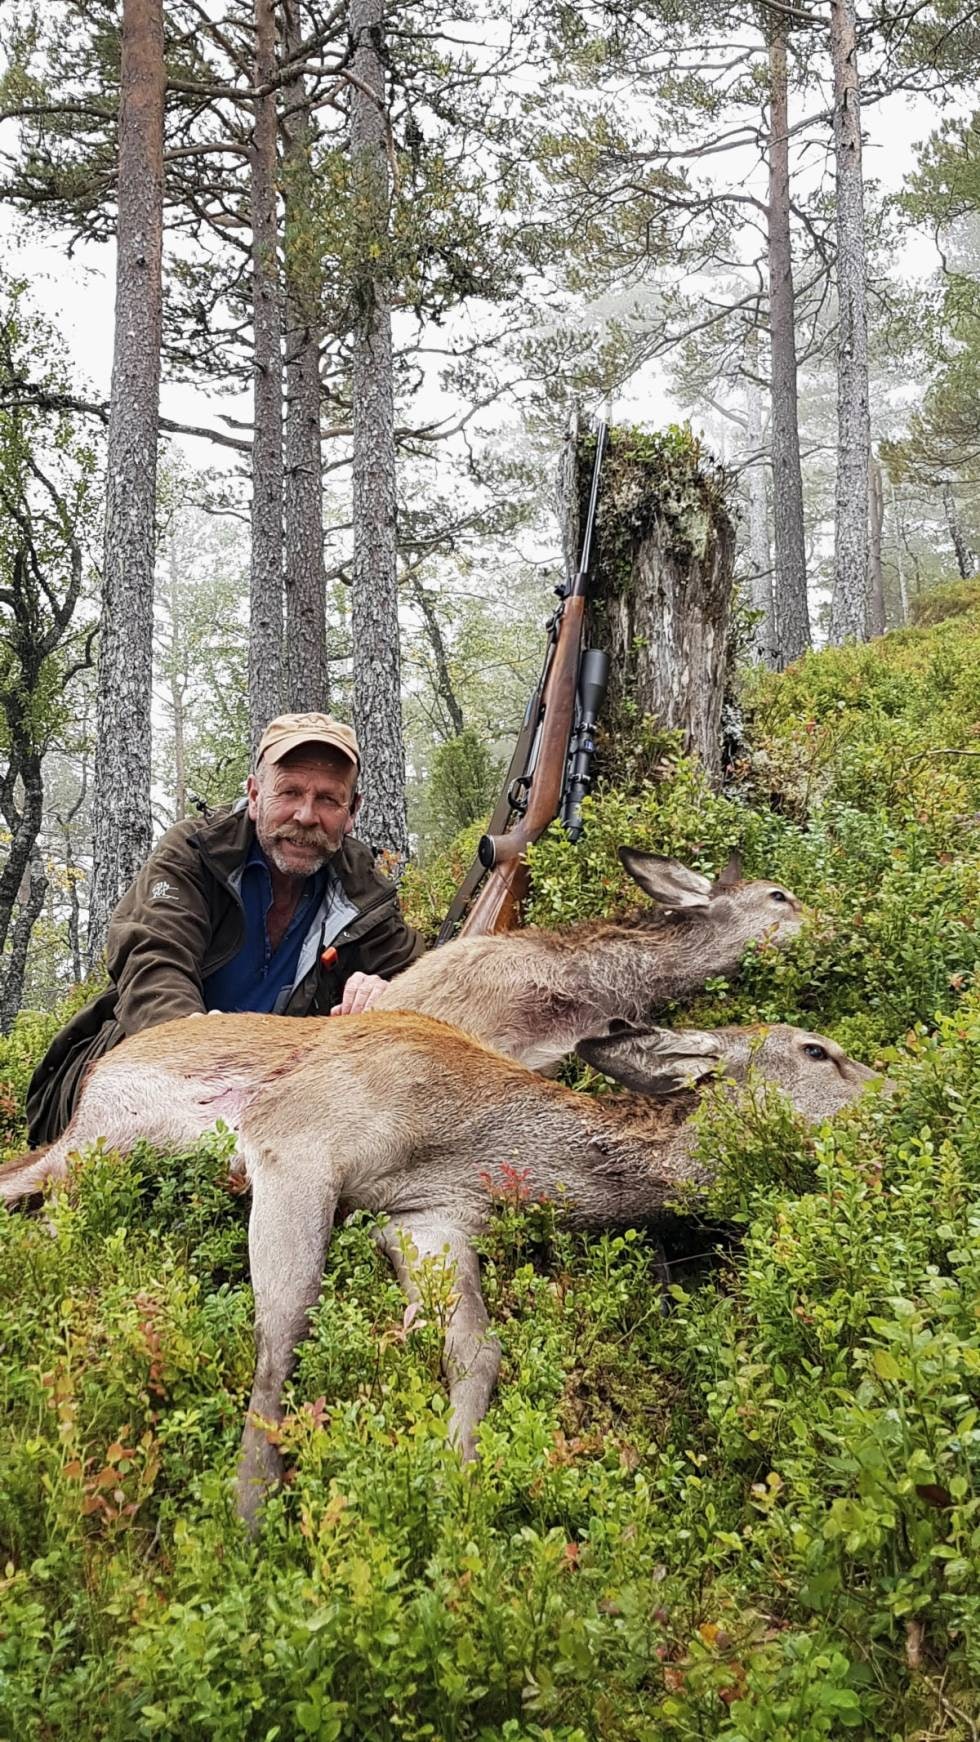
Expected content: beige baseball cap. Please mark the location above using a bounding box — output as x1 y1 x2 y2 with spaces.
257 712 360 770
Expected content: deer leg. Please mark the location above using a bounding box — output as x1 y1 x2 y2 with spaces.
377 1215 501 1462
236 1143 337 1532
0 1088 138 1205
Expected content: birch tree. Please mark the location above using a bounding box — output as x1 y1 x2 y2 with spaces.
348 0 407 861
88 0 165 959
828 0 871 643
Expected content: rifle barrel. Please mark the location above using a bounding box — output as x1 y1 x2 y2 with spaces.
438 416 610 941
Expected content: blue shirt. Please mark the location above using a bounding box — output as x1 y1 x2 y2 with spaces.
202 837 329 1015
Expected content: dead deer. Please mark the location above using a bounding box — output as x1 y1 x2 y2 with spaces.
0 1010 880 1528
373 847 806 1068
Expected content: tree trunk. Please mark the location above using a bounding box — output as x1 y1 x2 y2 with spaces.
409 575 465 737
744 337 776 665
828 0 871 644
0 754 44 965
248 0 285 758
349 0 408 860
282 0 329 711
868 453 886 635
65 837 84 985
942 481 976 579
0 843 46 1034
574 428 736 786
88 0 165 961
766 25 811 668
891 480 909 622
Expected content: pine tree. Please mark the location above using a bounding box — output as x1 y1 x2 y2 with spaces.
828 0 871 643
88 0 165 959
348 0 407 860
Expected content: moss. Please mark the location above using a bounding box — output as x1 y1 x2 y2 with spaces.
579 422 733 592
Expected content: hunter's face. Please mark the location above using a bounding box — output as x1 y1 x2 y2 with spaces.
247 748 359 878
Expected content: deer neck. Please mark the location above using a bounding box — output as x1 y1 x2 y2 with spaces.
493 1078 712 1229
553 912 725 1026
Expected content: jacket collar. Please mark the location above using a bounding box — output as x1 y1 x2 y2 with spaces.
189 804 395 918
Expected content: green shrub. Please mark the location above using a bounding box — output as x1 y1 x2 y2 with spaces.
0 983 95 1156
907 576 980 627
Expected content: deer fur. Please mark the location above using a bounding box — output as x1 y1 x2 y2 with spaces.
373 847 806 1068
0 1010 879 1528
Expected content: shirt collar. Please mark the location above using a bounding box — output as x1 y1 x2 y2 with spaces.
246 831 334 901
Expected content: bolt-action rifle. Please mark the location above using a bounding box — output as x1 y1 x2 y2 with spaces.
436 419 610 943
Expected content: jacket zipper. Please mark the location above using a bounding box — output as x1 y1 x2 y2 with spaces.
194 835 396 976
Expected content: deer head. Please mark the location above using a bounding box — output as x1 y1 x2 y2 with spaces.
615 847 805 986
579 1022 884 1120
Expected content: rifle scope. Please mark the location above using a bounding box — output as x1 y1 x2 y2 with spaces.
559 646 610 842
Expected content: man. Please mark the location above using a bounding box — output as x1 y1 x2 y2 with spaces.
26 713 424 1147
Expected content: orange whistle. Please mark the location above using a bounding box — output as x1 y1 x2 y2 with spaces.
320 946 338 970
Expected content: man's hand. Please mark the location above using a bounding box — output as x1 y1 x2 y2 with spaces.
331 971 387 1016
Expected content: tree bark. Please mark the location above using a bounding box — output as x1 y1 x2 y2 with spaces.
744 338 776 665
88 0 165 961
409 574 465 737
942 480 976 579
0 752 44 967
891 480 909 623
766 25 811 668
0 843 46 1033
573 428 736 785
248 0 285 758
349 0 408 860
868 453 886 635
282 0 329 711
828 0 871 644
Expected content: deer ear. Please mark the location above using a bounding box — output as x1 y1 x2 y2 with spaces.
712 851 743 891
618 848 712 909
578 1025 723 1096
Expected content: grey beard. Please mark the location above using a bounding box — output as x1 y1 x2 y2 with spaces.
265 838 331 877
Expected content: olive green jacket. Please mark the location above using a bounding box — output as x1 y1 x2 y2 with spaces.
27 805 424 1146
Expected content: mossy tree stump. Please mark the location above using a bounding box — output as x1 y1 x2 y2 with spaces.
559 424 735 783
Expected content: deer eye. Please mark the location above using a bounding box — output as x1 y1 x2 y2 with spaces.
803 1043 829 1061
769 889 788 903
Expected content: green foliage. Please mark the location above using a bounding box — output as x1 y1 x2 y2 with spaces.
0 985 93 1155
906 576 980 627
5 607 980 1735
400 818 486 942
425 728 502 847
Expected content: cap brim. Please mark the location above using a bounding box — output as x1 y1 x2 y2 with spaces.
261 731 359 768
